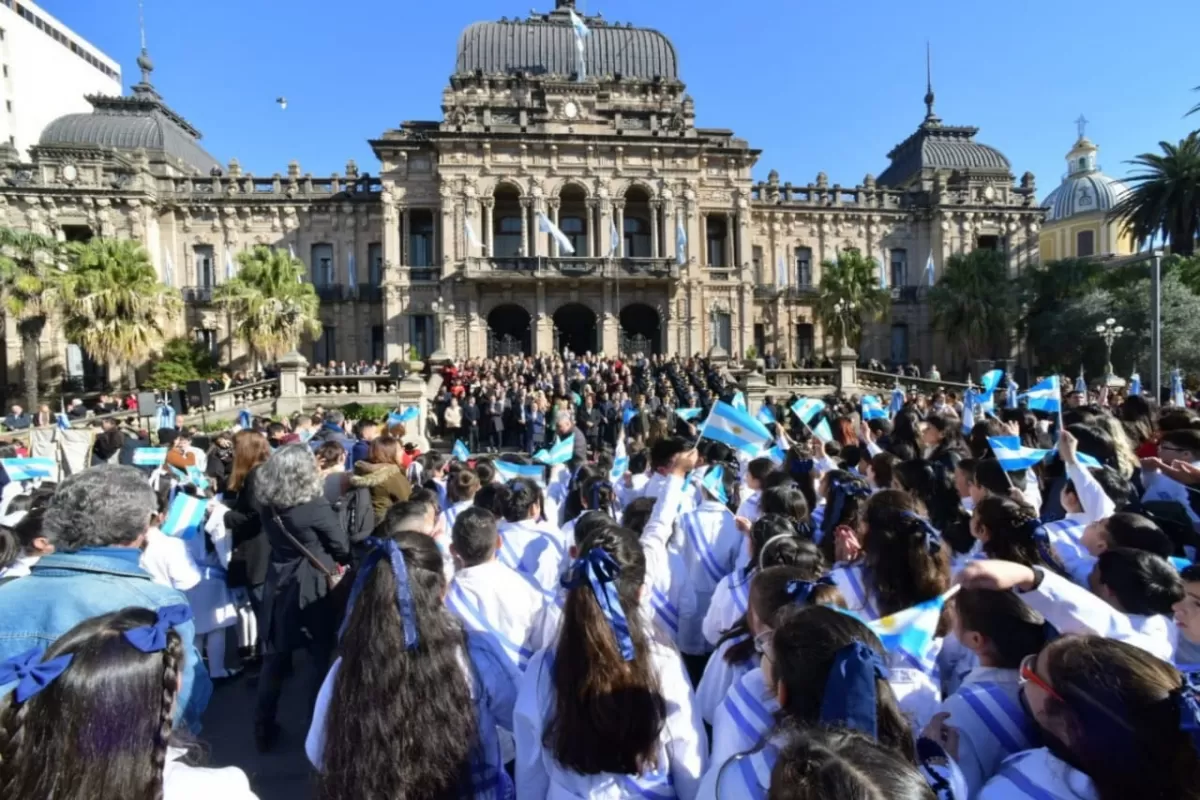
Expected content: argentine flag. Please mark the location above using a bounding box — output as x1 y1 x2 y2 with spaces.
389 407 419 427
533 435 574 466
924 251 935 287
791 397 825 425
730 391 747 411
869 586 958 672
537 212 576 255
55 412 70 430
610 455 629 482
812 418 834 444
1172 369 1187 407
862 395 887 421
1129 373 1141 396
676 213 687 266
1 457 55 482
701 465 729 504
132 447 168 467
978 369 1003 414
161 493 207 541
464 218 482 253
225 247 236 280
699 401 771 456
961 389 976 434
567 7 590 80
756 405 776 427
1074 372 1087 396
156 403 177 430
889 386 906 415
988 435 1054 472
1023 377 1061 414
622 407 637 426
452 440 470 462
610 217 620 257
494 460 546 487
238 409 253 429
675 407 702 422
1006 378 1019 410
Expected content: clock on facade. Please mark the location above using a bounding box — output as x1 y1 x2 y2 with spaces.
61 164 78 184
563 101 579 120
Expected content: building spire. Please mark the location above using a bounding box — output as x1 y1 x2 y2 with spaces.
133 0 158 97
923 42 939 124
1075 113 1089 140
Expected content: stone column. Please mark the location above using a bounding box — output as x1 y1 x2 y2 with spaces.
650 201 661 258
535 282 553 352
743 369 769 416
548 199 562 257
663 196 676 263
401 207 411 267
482 197 495 256
585 199 597 257
519 198 531 257
612 200 626 258
275 350 309 416
725 212 735 268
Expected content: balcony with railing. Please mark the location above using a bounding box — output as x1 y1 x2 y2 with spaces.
752 284 819 301
889 286 923 304
182 286 215 304
462 257 677 280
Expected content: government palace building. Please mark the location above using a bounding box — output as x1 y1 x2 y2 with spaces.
0 0 1046 386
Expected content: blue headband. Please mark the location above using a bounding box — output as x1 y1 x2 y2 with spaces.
901 511 943 555
124 604 194 653
785 576 835 605
560 548 635 660
824 480 871 536
1023 518 1059 569
0 647 73 703
819 640 890 738
339 537 419 650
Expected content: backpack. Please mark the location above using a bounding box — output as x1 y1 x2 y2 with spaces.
332 479 376 546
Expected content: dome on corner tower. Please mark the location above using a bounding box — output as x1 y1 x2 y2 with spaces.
1041 135 1129 223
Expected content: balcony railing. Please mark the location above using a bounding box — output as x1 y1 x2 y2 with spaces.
890 286 922 304
752 284 819 300
182 286 215 303
463 257 677 280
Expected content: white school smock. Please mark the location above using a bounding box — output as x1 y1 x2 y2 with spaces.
677 501 742 655
978 747 1097 800
447 559 560 673
307 634 518 798
514 641 708 800
938 666 1030 798
734 490 761 526
701 569 753 647
1021 567 1175 662
183 507 238 636
163 747 259 800
441 499 473 535
694 739 778 800
695 635 756 725
829 562 881 619
1041 515 1092 587
498 518 570 600
140 527 202 593
640 474 692 646
709 667 777 769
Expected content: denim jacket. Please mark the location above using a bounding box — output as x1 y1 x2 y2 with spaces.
0 548 212 731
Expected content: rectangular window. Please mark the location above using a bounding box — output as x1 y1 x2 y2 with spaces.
752 245 764 284
976 235 1000 251
193 245 215 288
890 324 910 365
371 325 385 363
409 209 435 268
314 326 337 365
754 323 766 357
713 311 732 352
794 247 812 287
705 216 727 267
889 248 908 287
367 242 383 285
795 323 815 362
408 314 434 359
310 243 334 286
195 328 219 361
1076 230 1095 257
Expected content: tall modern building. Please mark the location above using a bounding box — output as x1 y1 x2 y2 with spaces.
0 0 1044 390
0 0 121 159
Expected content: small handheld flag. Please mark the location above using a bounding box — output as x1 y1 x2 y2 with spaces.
161 493 207 540
610 455 629 482
622 407 637 426
237 409 252 429
675 407 702 422
861 395 887 421
988 436 1054 472
701 465 729 505
961 389 976 434
1 457 55 482
1006 378 1020 409
791 397 825 426
730 391 747 411
1074 372 1087 396
980 369 1003 396
452 440 470 462
869 587 958 673
812 418 834 443
156 403 177 431
1129 373 1142 396
132 447 168 467
388 407 419 427
493 460 546 487
1172 369 1187 408
1022 377 1061 414
756 405 776 426
54 412 70 430
533 436 574 466
699 401 772 456
889 386 906 416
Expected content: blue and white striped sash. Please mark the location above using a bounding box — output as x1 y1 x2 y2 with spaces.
719 743 777 800
957 682 1031 755
730 572 752 617
616 766 675 800
992 753 1063 800
447 582 534 671
721 676 774 746
840 565 878 619
682 510 726 584
651 587 680 637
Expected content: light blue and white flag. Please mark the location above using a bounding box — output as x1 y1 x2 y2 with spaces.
676 213 688 266
163 253 175 289
1129 373 1142 397
610 455 629 482
791 397 825 426
961 389 976 434
567 8 590 80
862 395 887 422
237 409 252 430
879 247 888 289
132 447 168 467
731 391 747 411
533 436 574 466
1 457 55 482
869 586 958 673
701 464 729 505
1075 451 1103 469
924 251 935 287
988 436 1054 472
1172 369 1187 407
889 386 906 416
347 250 358 290
225 247 236 281
610 217 621 257
537 212 576 255
161 493 207 540
494 460 546 487
1023 377 1061 414
464 218 481 253
812 418 834 444
1006 378 1020 410
980 369 1004 396
699 401 772 456
1074 372 1087 396
452 440 470 462
765 427 789 464
622 407 637 426
156 403 177 430
756 405 776 427
777 253 788 289
389 407 420 427
54 412 70 430
675 407 703 422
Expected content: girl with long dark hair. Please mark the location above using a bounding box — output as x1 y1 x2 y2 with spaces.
307 531 517 799
0 605 258 799
894 459 974 558
514 526 707 797
971 495 1066 573
561 475 618 544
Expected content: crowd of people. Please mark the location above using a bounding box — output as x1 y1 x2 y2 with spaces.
2 350 1200 799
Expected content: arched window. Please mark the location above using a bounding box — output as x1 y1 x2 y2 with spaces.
494 216 523 258
559 215 586 256
624 217 650 258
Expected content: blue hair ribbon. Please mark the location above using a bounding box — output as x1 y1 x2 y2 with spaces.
789 458 815 482
124 604 194 653
901 511 943 555
785 576 835 605
589 480 614 512
824 479 871 537
819 640 890 738
1024 518 1059 569
339 537 419 650
560 548 635 661
0 647 74 703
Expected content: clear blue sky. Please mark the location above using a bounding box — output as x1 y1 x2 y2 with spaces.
43 0 1200 198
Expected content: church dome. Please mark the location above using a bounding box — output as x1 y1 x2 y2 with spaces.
455 1 678 81
1041 136 1128 222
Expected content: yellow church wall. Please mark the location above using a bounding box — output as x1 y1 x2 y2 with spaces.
1041 211 1131 259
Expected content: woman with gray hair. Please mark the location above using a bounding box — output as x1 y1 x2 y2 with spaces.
253 443 351 753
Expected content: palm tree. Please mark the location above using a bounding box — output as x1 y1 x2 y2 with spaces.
0 228 65 412
928 248 1015 368
1109 132 1200 256
61 238 182 388
815 249 890 349
213 245 321 365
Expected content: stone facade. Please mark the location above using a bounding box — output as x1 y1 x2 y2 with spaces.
0 0 1045 390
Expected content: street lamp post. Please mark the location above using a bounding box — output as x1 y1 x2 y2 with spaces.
428 295 455 365
1095 316 1126 388
832 299 856 349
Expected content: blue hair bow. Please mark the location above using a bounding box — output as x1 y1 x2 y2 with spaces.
902 511 943 555
560 548 635 661
789 458 814 481
785 576 835 605
0 646 74 703
819 640 890 738
589 480 614 512
1024 518 1059 569
340 537 419 650
123 604 194 653
824 480 871 537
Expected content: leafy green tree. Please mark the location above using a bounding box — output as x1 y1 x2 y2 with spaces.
1109 132 1200 256
815 249 889 349
0 228 65 411
212 245 321 365
928 248 1016 368
1019 258 1107 371
146 337 219 391
61 238 181 388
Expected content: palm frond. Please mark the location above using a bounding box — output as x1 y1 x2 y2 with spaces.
212 245 321 362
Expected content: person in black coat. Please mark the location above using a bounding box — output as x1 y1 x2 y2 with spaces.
251 443 351 752
463 394 481 454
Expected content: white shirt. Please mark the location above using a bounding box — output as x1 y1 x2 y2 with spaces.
937 666 1028 798
140 527 202 592
695 635 755 725
1143 462 1200 524
978 747 1097 799
701 570 753 647
497 518 569 599
163 748 258 800
709 667 777 770
0 553 40 580
446 559 560 673
677 501 742 655
514 642 708 799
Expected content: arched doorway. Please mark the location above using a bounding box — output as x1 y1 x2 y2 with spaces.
619 303 661 355
552 303 597 356
487 304 531 356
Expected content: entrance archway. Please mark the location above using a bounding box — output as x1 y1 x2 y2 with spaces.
552 303 597 356
487 304 531 356
619 303 661 355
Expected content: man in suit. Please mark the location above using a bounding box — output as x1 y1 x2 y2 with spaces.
3 405 30 430
554 410 588 470
576 393 602 457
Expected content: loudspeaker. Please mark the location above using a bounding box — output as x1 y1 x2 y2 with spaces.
389 362 403 379
169 389 185 416
185 381 210 411
136 392 159 415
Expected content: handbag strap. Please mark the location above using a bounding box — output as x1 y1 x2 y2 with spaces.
271 508 335 579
